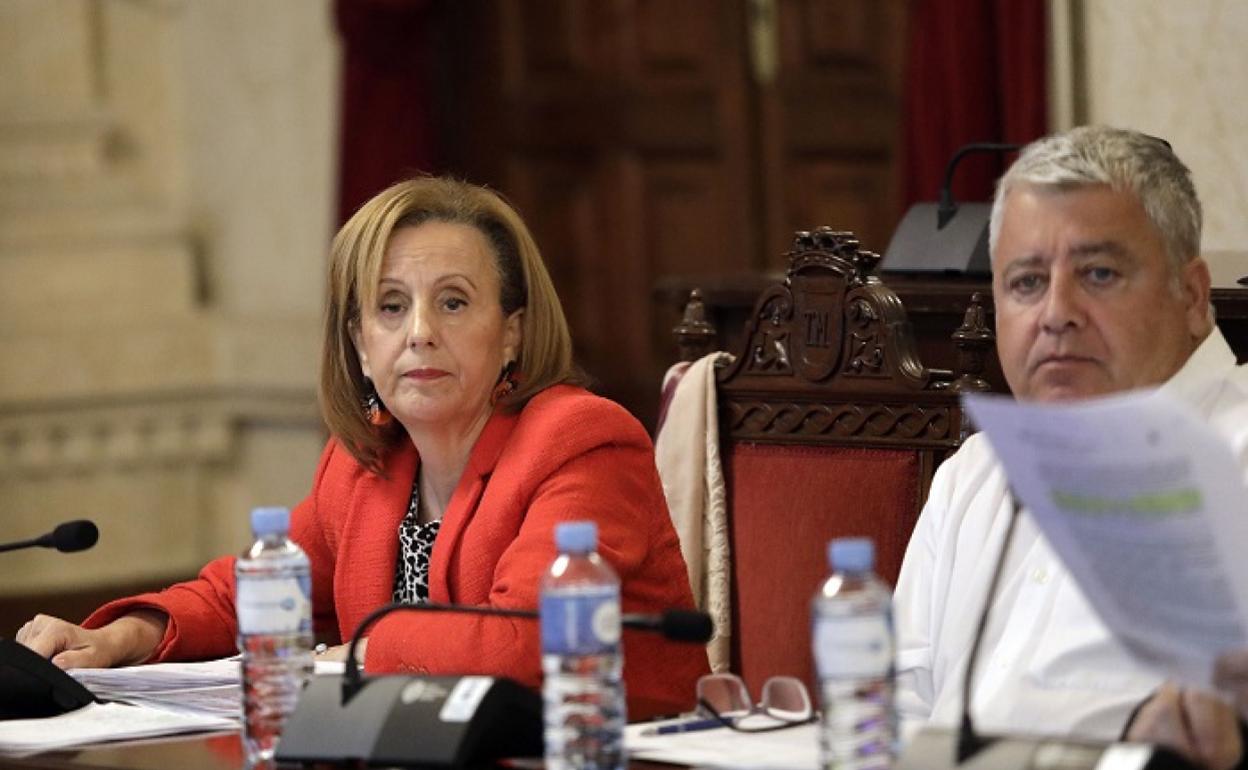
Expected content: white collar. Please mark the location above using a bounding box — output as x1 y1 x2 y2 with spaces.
1158 327 1239 412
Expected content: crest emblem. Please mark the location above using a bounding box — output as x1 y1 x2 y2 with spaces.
792 274 844 382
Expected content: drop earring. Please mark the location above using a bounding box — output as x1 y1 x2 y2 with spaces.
491 361 518 405
362 377 392 426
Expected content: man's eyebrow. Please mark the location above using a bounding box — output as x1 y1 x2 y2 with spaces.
1002 254 1045 272
1068 240 1132 260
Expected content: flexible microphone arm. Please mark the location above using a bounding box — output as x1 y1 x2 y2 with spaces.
937 142 1022 229
956 494 1023 762
341 601 713 701
0 520 99 554
342 602 534 699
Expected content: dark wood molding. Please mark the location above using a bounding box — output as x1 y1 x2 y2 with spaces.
722 399 957 446
694 227 987 453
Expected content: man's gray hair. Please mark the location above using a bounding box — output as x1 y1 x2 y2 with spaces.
988 126 1202 272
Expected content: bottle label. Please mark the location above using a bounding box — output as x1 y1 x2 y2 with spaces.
813 614 894 679
540 587 620 655
236 574 312 635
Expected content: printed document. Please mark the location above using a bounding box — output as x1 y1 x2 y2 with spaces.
964 389 1248 686
70 656 242 720
0 656 343 754
626 719 817 770
0 702 234 755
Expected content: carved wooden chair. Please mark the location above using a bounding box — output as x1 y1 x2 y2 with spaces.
667 227 993 694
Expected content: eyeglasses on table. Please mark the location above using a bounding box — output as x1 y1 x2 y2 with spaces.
693 673 816 733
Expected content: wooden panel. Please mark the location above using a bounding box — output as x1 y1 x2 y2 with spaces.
785 161 895 255
643 161 748 277
437 0 908 425
501 0 595 83
503 157 606 371
761 0 907 267
791 1 881 68
640 160 753 400
636 0 720 76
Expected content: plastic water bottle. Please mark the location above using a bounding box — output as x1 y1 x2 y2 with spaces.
811 537 895 770
540 521 625 770
235 506 313 764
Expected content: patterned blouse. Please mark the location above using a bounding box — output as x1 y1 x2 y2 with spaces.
392 477 441 604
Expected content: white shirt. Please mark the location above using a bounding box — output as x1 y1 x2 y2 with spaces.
894 328 1248 743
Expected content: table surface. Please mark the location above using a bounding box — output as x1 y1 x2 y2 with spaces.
0 729 677 770
0 731 251 770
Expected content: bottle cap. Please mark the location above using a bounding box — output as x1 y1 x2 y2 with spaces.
828 537 874 573
250 506 291 536
554 521 597 553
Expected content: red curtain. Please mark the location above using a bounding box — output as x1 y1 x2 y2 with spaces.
900 0 1048 209
335 0 437 226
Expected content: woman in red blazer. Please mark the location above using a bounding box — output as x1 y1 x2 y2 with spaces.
16 176 708 713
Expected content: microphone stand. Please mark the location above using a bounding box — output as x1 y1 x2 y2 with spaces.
0 537 45 554
340 602 534 702
277 601 713 767
338 601 712 701
279 601 547 768
882 141 1020 274
936 143 1021 229
955 495 1021 761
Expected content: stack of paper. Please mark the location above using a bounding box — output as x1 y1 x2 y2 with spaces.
70 656 242 721
0 656 351 754
0 702 236 756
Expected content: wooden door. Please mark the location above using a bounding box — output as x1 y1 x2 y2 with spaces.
435 0 907 426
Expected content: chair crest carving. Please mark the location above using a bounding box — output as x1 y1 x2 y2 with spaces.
720 227 944 393
691 227 994 449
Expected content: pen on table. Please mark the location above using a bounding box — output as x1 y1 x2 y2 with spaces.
639 717 726 736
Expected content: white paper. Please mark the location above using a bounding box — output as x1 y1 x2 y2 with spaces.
0 702 235 755
626 719 819 770
70 656 243 721
964 389 1248 686
67 655 341 721
2 656 362 755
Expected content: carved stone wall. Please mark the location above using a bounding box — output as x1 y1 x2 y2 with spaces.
0 0 338 601
1068 1 1248 275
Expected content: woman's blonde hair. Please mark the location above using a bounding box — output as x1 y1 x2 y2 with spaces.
320 176 579 472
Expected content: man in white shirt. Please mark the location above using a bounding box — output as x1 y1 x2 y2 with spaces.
894 125 1248 770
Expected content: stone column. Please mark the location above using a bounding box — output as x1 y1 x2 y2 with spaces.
0 0 337 603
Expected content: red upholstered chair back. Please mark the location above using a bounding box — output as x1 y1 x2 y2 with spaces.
726 444 919 693
678 228 993 696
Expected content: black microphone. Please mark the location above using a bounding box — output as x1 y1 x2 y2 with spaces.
277 601 713 768
882 142 1020 275
896 494 1196 770
623 608 715 643
0 520 99 554
935 143 1022 229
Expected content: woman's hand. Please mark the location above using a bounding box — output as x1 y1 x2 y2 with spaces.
14 610 168 669
315 638 368 664
1127 682 1243 770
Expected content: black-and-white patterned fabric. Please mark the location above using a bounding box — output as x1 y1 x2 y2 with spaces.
392 478 441 604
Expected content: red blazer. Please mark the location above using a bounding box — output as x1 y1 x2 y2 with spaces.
87 385 708 711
